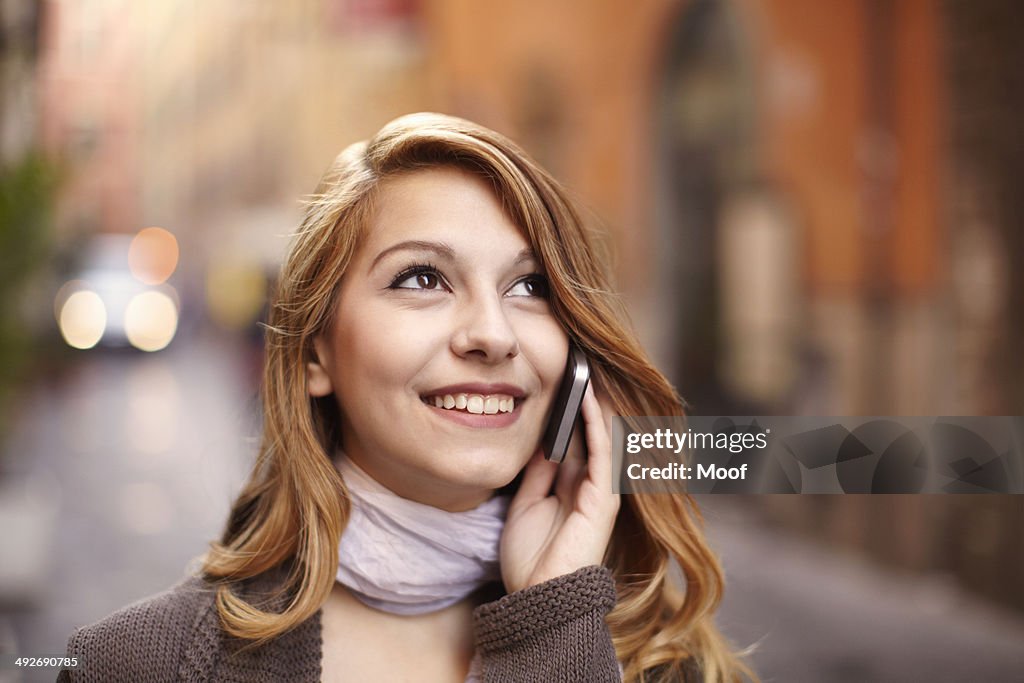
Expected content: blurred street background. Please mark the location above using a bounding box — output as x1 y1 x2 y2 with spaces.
1 1 1022 681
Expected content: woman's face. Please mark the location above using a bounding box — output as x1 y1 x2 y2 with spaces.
308 167 569 511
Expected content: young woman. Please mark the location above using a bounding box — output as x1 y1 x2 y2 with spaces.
62 113 753 682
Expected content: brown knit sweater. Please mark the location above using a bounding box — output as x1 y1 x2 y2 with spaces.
58 565 623 682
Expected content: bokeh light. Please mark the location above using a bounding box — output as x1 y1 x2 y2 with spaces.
54 279 87 322
124 290 179 352
58 289 107 349
128 227 179 285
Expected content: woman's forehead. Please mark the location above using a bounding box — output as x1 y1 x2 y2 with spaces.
358 167 535 258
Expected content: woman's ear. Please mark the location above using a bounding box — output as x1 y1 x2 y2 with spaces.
307 337 334 397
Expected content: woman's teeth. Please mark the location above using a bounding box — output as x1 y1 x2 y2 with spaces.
428 394 516 414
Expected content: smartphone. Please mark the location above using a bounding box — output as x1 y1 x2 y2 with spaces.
542 345 590 463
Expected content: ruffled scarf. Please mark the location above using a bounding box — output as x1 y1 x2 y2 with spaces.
335 455 509 616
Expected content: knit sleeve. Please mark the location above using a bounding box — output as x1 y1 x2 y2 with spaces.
57 576 216 683
472 565 621 683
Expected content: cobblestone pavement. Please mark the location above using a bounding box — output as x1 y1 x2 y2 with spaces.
702 498 1024 682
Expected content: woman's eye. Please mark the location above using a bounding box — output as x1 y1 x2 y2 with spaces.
391 268 445 291
507 275 549 298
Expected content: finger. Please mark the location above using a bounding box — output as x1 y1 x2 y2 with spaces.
554 430 587 500
597 392 615 444
581 384 615 498
511 449 558 510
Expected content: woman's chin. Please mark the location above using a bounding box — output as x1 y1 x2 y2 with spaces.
420 458 528 505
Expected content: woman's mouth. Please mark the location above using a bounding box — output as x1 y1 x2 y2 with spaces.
421 393 517 414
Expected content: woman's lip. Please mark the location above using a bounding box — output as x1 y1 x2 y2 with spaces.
424 400 522 428
421 382 526 399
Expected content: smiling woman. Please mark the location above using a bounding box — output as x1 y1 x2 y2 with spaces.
60 114 755 682
307 168 569 512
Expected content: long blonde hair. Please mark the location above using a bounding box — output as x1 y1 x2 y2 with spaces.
202 112 753 682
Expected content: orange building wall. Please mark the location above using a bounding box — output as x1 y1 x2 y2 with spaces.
754 0 942 295
891 0 943 295
755 0 869 293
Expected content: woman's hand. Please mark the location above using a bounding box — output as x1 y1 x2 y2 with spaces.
500 384 621 594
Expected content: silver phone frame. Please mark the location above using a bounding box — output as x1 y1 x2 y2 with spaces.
542 346 590 463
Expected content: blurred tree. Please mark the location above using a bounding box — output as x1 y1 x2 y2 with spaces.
0 151 59 442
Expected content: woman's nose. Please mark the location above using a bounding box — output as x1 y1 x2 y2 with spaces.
450 295 520 362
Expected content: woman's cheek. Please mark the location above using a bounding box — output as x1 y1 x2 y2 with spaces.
529 319 570 388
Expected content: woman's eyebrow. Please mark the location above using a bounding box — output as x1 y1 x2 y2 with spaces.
370 240 455 270
513 247 537 267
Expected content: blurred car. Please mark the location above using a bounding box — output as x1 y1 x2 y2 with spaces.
56 233 179 351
